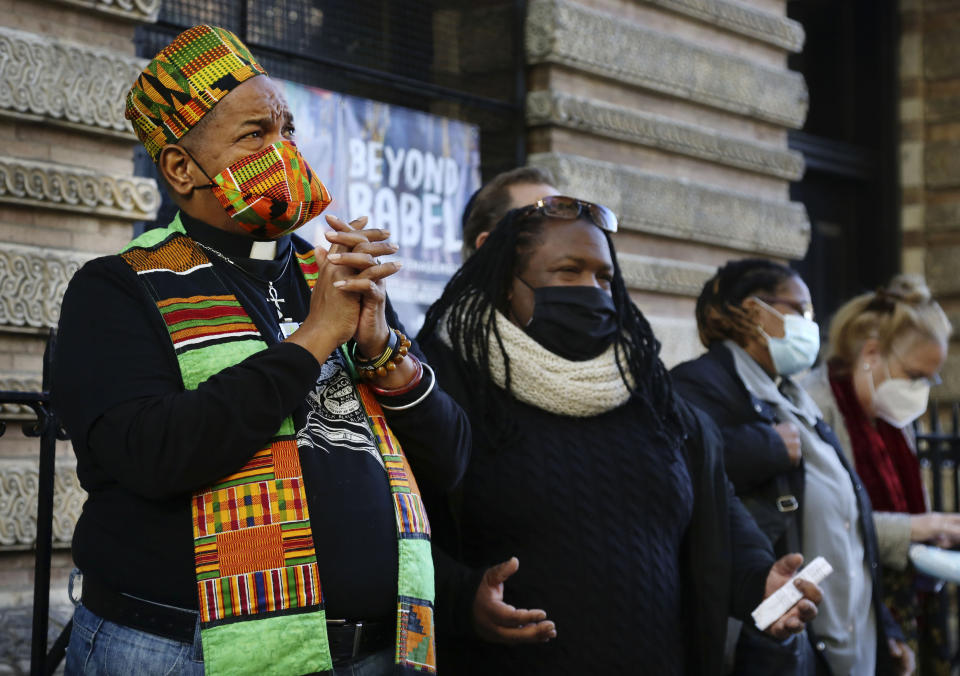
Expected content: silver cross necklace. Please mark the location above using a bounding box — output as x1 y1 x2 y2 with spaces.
195 241 294 321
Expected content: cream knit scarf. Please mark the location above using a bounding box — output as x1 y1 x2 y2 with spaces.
440 308 632 417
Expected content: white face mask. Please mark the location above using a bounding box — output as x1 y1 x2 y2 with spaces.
755 299 821 376
868 361 931 428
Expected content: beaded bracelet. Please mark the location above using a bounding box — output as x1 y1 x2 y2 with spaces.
370 355 423 396
354 329 411 379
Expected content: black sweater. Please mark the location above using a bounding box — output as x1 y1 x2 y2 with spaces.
422 337 776 675
52 215 470 620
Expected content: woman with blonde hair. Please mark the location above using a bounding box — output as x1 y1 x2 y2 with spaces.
801 274 960 674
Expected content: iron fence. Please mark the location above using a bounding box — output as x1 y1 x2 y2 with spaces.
915 401 960 667
4 331 69 676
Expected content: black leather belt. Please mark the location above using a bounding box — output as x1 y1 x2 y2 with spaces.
81 574 198 643
81 575 392 663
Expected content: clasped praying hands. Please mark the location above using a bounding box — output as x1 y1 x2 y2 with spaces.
286 214 420 389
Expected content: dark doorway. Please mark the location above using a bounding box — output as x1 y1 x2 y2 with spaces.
787 0 899 322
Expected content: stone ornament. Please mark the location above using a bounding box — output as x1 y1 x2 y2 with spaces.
0 25 146 138
530 152 810 259
0 242 93 331
526 0 808 129
51 0 160 22
0 374 43 418
0 155 159 220
641 0 804 53
617 253 715 297
0 460 83 548
526 90 805 181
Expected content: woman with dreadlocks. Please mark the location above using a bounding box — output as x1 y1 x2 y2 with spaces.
417 198 821 675
671 259 912 676
799 275 958 675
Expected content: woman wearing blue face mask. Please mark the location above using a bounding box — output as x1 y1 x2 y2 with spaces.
671 259 913 676
800 275 957 675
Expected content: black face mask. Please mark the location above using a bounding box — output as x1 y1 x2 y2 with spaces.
518 279 619 361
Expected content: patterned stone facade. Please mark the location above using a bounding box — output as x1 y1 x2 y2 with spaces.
0 25 145 138
51 0 160 22
525 0 809 366
900 0 960 401
0 0 160 651
0 460 83 549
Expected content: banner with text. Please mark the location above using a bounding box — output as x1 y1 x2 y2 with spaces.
281 80 481 331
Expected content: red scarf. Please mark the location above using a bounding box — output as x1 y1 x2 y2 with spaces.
828 366 926 514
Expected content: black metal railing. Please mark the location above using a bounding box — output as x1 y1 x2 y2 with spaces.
5 331 70 676
914 401 960 666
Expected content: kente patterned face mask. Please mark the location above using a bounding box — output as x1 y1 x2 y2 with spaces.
189 140 331 239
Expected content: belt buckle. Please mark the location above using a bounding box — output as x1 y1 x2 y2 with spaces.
327 618 365 661
777 495 799 512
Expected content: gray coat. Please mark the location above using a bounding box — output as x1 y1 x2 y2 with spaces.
799 364 916 572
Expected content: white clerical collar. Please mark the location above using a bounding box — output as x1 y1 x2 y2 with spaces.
248 240 277 260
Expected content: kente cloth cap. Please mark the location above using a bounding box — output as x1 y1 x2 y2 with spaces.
125 25 267 161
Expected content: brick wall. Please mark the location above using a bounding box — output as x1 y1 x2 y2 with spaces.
900 0 960 401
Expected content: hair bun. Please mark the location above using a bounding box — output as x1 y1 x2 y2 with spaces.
884 274 932 305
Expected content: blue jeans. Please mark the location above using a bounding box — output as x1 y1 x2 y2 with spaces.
66 603 394 675
66 603 204 675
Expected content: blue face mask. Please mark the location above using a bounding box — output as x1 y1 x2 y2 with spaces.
755 299 820 376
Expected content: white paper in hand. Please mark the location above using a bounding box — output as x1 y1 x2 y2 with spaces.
752 556 832 632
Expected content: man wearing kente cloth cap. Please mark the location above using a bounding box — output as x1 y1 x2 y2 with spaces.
53 25 468 675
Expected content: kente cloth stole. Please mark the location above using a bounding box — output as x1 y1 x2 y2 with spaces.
119 214 437 675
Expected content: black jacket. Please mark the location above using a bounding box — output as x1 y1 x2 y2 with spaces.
423 337 775 675
673 343 804 555
52 218 471 619
672 343 905 675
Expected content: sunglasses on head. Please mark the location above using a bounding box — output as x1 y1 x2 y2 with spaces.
516 195 618 233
